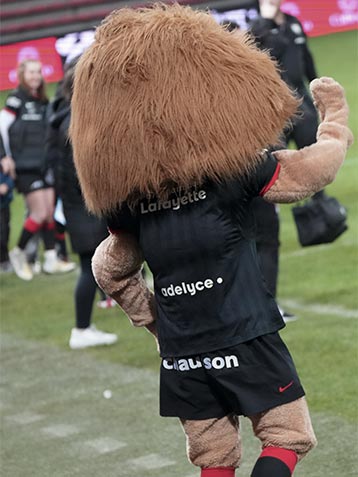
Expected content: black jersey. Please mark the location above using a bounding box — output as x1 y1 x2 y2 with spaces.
250 14 317 90
107 153 285 357
4 87 48 172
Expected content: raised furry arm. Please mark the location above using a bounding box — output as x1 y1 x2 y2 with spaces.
264 77 353 203
92 233 158 342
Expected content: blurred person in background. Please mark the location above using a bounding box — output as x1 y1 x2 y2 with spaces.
249 0 320 320
0 59 75 280
0 135 14 273
47 57 117 349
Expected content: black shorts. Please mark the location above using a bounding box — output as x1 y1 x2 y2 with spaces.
16 169 55 195
160 332 305 420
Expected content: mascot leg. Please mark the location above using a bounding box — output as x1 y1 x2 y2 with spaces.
249 397 317 476
180 414 241 476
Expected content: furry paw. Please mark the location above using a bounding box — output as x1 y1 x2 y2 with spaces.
310 76 346 121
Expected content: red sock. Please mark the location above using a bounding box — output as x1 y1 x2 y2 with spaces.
43 221 55 231
201 468 235 477
24 217 42 233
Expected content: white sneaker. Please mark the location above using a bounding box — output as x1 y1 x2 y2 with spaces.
9 247 33 281
31 260 42 275
43 250 76 274
69 325 118 349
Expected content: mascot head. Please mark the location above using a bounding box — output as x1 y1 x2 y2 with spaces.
70 3 298 214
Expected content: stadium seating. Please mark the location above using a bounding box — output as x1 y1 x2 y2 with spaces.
0 0 249 45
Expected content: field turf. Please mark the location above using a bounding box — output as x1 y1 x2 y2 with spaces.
0 29 357 476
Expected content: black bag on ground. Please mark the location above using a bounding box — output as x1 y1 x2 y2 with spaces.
292 192 348 247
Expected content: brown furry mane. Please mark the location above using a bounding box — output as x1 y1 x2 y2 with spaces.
70 3 299 215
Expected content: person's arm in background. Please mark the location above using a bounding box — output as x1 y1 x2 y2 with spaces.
0 120 16 179
0 93 22 179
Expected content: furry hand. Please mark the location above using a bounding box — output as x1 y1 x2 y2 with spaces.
92 233 158 335
263 76 353 203
310 76 353 147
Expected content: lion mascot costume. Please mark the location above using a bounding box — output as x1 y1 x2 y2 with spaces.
70 4 352 477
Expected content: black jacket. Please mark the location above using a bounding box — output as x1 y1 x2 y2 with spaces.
250 14 317 91
5 87 48 172
47 101 107 254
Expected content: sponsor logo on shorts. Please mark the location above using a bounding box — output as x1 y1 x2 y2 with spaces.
163 354 239 372
30 180 45 190
279 380 294 393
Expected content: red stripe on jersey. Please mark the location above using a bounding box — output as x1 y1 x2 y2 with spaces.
259 162 281 196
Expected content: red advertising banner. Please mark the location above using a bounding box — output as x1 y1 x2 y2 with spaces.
281 0 358 36
0 37 63 91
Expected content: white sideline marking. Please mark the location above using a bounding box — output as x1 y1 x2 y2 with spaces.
281 299 358 319
342 156 358 166
6 412 46 425
281 239 356 259
41 424 80 438
84 437 127 454
126 453 176 470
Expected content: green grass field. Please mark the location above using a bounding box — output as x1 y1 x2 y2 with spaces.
0 30 357 477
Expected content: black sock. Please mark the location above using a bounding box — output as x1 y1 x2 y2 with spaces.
42 221 56 250
251 457 292 477
55 221 68 259
18 217 42 250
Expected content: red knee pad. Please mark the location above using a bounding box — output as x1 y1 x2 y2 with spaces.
260 447 298 474
201 468 235 477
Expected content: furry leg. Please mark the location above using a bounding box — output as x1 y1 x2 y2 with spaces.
248 397 317 476
180 414 241 471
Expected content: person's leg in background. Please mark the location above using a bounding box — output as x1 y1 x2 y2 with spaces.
97 286 117 309
0 204 12 272
252 196 296 321
252 197 280 299
40 187 75 274
10 186 75 280
181 415 241 476
10 188 49 280
55 220 69 261
249 397 317 477
69 252 118 349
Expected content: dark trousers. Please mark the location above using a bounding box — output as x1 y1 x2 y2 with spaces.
0 206 10 263
75 252 97 329
254 89 318 298
252 198 279 298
